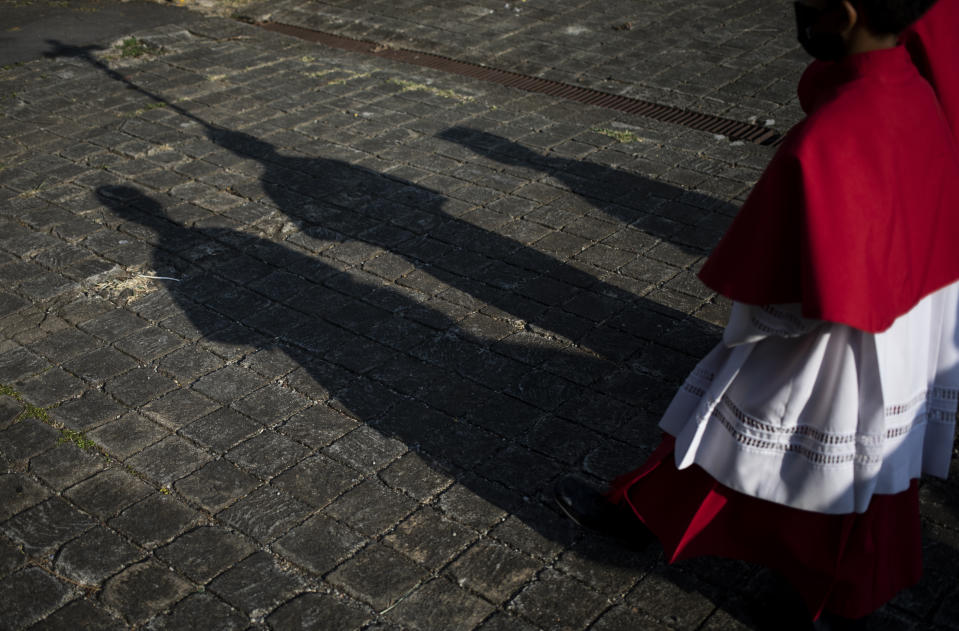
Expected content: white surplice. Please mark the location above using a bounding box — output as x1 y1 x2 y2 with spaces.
660 281 959 514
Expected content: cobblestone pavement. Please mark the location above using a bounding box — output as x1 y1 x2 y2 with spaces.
0 6 957 631
240 0 810 132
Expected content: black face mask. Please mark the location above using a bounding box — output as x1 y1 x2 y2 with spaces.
794 2 847 62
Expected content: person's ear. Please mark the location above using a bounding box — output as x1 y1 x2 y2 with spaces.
837 0 859 37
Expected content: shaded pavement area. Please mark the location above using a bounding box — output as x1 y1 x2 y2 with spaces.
1 3 958 630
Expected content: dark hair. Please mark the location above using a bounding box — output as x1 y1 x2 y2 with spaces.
856 0 939 33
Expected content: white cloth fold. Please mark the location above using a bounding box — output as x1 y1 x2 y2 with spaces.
660 281 959 514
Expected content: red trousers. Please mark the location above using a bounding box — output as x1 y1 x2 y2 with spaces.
607 436 922 619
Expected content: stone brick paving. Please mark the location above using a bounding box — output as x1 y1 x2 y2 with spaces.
241 0 810 132
0 6 957 631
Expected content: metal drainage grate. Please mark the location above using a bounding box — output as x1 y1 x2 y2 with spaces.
258 21 784 147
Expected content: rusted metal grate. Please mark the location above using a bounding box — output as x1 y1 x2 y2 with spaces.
259 21 784 146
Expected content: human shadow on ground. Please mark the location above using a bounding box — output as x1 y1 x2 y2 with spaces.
93 178 803 629
97 183 700 534
96 184 823 630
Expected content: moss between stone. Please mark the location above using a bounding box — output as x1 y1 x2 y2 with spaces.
1 383 52 424
593 127 643 143
56 428 96 450
2 383 95 453
116 37 161 59
387 78 474 102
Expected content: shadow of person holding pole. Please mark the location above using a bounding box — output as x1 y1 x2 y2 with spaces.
43 39 726 467
45 38 721 368
202 125 723 366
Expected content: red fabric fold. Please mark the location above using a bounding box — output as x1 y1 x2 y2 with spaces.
607 436 922 619
697 45 959 333
904 0 959 139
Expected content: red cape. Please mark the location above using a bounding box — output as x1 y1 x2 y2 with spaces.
698 46 959 332
903 0 959 137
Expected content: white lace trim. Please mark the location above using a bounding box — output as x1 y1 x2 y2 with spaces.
705 390 955 467
683 366 957 463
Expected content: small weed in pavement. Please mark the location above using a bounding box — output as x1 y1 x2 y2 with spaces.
117 37 156 58
57 428 96 450
1 384 51 424
18 402 50 423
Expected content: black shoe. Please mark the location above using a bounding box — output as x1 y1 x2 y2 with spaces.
554 475 654 545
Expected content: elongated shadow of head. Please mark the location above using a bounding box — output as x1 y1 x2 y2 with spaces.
97 184 172 233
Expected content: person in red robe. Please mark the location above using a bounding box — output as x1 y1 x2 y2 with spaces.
556 1 959 628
